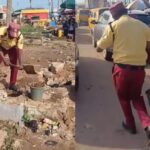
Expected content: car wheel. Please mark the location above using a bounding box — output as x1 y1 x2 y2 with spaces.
75 44 79 91
75 72 79 91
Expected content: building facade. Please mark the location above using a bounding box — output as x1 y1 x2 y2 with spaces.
85 0 135 8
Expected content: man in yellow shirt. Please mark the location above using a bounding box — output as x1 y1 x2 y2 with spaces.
0 19 23 91
97 2 150 139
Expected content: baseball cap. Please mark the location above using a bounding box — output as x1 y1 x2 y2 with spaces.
110 1 126 14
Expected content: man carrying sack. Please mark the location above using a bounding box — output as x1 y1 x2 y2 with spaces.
97 2 150 140
0 18 24 91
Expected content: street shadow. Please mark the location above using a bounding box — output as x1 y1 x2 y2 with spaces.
76 27 90 34
75 56 149 149
75 28 92 45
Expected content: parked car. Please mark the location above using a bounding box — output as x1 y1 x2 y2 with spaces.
92 9 150 48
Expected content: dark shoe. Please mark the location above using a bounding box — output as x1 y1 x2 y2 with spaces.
122 121 137 134
145 126 150 139
9 85 18 92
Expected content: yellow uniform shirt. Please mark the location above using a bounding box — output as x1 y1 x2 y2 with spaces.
97 15 150 66
0 26 24 50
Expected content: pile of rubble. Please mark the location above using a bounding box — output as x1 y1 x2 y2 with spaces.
0 60 75 149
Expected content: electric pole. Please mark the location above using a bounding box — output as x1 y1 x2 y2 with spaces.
58 0 60 10
88 0 90 9
51 0 53 13
142 0 150 8
29 0 32 8
7 0 12 25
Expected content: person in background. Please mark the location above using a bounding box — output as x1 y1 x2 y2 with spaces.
68 17 76 41
97 2 150 140
50 17 57 28
62 19 69 38
0 18 24 91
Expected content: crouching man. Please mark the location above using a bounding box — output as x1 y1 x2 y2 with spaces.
0 19 24 91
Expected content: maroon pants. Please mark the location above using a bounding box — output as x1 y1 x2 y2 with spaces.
0 47 19 86
113 65 150 129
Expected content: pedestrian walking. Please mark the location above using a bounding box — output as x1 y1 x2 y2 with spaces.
0 18 24 91
97 2 150 139
68 17 76 42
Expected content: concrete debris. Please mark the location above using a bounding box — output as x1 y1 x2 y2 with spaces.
43 90 52 100
26 106 41 119
0 90 7 102
43 71 54 79
0 83 6 90
0 130 7 148
0 104 24 126
49 62 65 74
13 139 21 149
0 39 75 148
43 118 58 125
46 78 59 87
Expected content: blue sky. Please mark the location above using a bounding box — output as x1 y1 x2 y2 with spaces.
0 0 59 10
76 0 84 3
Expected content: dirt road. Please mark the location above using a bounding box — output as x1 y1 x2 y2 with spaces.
76 26 150 150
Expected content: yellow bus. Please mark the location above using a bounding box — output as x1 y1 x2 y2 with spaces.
76 9 90 26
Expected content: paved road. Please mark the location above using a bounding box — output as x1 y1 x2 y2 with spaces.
76 26 150 150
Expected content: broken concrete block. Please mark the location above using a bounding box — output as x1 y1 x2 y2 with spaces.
0 90 7 102
43 91 51 100
46 78 59 87
43 71 54 79
13 139 21 149
0 104 24 126
0 130 7 148
0 83 5 90
26 106 41 118
49 62 65 74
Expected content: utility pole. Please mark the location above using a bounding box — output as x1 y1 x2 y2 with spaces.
51 0 53 13
7 0 12 25
87 0 90 9
29 0 32 8
58 0 60 10
49 0 53 18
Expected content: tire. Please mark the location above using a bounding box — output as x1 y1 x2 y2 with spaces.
75 72 79 91
75 44 79 91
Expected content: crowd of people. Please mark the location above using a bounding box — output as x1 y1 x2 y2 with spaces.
49 16 76 41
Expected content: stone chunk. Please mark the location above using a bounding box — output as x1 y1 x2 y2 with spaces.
0 130 7 148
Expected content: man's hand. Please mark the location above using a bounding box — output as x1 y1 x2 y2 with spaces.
3 59 10 66
97 47 103 52
18 65 23 70
9 63 23 70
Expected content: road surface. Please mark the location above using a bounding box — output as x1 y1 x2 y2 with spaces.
76 26 150 150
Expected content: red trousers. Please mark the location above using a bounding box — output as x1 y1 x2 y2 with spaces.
113 65 150 129
0 47 19 86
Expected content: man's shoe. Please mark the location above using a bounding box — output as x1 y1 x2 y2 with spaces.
122 121 137 134
9 85 18 92
145 126 150 139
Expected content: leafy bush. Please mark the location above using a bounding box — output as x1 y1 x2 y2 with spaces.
21 24 44 35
